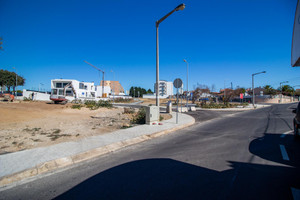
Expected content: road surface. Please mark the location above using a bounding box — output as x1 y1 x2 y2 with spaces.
1 103 300 200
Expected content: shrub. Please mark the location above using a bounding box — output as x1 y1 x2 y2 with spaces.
71 104 83 109
84 100 112 110
23 97 32 101
159 115 164 121
131 108 146 124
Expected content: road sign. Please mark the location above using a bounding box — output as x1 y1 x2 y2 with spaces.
173 78 183 88
240 93 243 99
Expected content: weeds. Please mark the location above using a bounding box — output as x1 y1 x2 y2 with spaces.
131 108 146 124
71 104 83 109
123 107 135 114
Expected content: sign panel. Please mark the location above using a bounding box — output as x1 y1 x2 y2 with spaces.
173 78 183 88
292 0 300 67
240 93 243 99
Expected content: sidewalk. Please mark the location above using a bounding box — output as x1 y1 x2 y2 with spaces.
0 112 195 187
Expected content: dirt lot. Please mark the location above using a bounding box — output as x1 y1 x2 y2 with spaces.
0 101 170 155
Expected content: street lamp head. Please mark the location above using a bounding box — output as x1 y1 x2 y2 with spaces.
175 3 185 11
262 71 266 73
183 59 187 63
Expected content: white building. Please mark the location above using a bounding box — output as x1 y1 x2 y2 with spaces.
51 79 111 101
143 80 174 99
154 80 173 97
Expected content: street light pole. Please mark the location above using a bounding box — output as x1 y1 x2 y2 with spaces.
280 81 289 103
252 71 266 108
155 3 185 108
183 59 188 107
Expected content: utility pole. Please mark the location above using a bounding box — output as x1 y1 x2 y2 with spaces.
252 71 266 108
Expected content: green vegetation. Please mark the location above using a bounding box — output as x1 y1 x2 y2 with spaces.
0 69 25 93
131 108 146 124
159 115 164 121
71 104 83 109
201 102 249 109
129 86 152 97
71 100 113 110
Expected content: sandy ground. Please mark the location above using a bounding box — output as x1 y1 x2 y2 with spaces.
0 101 171 155
0 102 128 154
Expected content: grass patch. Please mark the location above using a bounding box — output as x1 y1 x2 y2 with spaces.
71 104 83 109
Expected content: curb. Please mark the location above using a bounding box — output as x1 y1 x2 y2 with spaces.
196 105 271 111
0 116 195 188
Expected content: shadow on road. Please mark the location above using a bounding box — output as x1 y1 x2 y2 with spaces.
55 158 299 200
249 133 300 168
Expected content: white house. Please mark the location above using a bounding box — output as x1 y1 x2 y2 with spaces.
51 79 111 101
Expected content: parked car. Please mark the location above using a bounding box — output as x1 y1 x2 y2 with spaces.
293 102 300 138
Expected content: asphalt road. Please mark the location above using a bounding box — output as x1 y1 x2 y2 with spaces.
1 103 300 200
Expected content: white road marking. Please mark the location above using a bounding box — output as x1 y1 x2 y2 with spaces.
281 130 293 138
280 145 290 161
291 187 300 200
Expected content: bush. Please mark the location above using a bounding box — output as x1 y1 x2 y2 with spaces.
23 97 32 101
71 104 83 109
84 100 112 110
131 108 146 124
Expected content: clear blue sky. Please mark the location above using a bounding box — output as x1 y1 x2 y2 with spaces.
0 0 299 92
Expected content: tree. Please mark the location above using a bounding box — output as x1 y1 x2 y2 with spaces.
129 86 147 97
280 85 294 96
264 85 277 95
147 89 153 94
191 85 211 103
0 70 25 92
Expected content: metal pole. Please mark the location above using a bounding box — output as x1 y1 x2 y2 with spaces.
186 61 188 107
176 87 178 124
280 82 282 103
181 89 182 112
252 75 255 108
156 24 159 108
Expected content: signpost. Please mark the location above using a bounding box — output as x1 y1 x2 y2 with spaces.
173 78 183 124
240 93 243 103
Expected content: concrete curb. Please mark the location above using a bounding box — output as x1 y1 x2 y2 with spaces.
0 116 195 188
196 104 271 111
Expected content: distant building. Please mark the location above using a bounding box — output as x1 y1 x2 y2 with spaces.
154 80 173 96
100 80 125 95
143 80 174 99
50 79 111 101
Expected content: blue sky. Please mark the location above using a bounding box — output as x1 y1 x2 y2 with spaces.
0 0 299 92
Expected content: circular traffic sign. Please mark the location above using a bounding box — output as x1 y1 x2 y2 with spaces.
173 78 183 88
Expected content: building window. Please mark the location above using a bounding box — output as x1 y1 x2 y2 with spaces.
63 83 70 88
51 89 57 95
58 89 64 95
65 90 73 96
79 83 85 89
56 83 62 88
